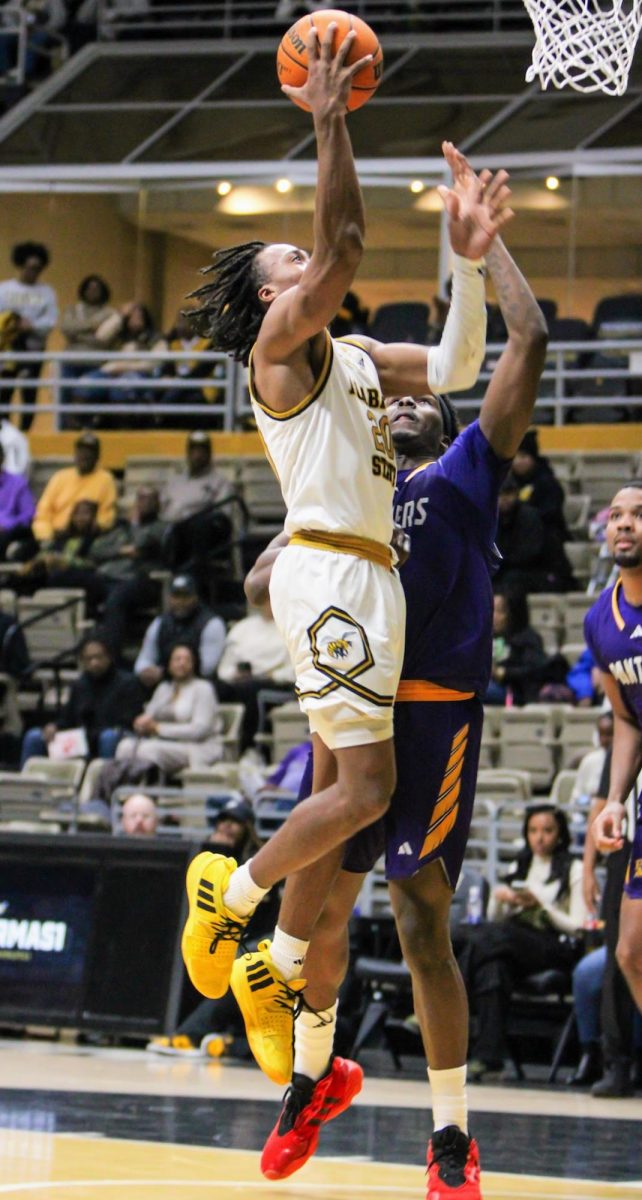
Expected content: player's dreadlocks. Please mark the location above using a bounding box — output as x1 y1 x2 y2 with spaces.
436 392 461 448
186 241 268 366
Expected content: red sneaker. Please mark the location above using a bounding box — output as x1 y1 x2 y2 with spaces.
426 1126 482 1199
261 1057 364 1180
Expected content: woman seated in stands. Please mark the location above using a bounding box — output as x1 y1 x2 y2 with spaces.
457 805 587 1081
115 642 222 778
9 499 100 594
72 302 167 427
484 590 550 705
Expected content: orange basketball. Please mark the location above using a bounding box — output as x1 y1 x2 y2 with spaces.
277 8 383 113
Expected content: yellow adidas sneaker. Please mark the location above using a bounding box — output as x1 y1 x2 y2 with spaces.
181 852 249 999
230 940 306 1086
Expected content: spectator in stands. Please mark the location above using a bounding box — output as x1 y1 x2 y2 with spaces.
459 805 586 1081
495 473 575 594
60 274 118 427
117 642 222 776
566 646 600 707
0 413 29 476
329 290 369 339
0 241 58 431
216 598 295 750
120 792 159 837
160 309 221 428
32 431 117 544
0 441 35 560
160 430 236 578
206 796 260 860
87 484 167 651
20 630 144 765
485 591 549 706
73 302 166 427
13 497 99 590
569 945 642 1088
570 711 613 810
511 429 569 543
0 599 29 678
134 572 225 690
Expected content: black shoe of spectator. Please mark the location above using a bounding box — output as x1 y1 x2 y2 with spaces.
591 1059 634 1098
568 1043 602 1087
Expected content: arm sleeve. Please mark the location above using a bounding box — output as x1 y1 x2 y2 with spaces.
155 681 218 741
427 255 487 393
134 617 161 674
199 617 227 676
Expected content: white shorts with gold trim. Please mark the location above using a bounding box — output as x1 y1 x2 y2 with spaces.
269 544 406 750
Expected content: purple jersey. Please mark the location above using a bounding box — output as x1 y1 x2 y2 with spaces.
395 419 510 696
584 579 642 728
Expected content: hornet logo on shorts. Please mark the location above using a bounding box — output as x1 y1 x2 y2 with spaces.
312 610 371 675
298 607 393 708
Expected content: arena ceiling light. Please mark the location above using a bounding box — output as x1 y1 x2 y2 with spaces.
275 178 293 194
546 175 561 190
409 179 425 194
216 180 232 196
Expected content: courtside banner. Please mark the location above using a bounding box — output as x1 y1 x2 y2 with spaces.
0 864 96 1020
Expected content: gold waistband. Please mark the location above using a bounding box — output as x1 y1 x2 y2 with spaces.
396 680 474 702
290 529 392 570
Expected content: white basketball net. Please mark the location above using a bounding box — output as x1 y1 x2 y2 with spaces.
523 0 642 95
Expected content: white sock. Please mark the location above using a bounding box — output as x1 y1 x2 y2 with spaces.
428 1065 468 1134
294 1002 337 1082
269 924 309 982
222 859 268 919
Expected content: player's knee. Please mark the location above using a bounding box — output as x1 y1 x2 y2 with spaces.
396 898 452 973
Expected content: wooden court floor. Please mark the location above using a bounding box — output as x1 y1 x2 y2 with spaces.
0 1040 640 1200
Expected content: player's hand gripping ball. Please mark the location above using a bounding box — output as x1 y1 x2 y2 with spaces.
277 8 383 112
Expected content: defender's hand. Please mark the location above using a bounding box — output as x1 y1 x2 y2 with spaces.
592 802 626 853
438 141 514 260
281 23 373 118
391 524 411 567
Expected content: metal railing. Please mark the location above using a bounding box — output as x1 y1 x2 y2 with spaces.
0 339 640 428
0 1 68 88
97 1 532 40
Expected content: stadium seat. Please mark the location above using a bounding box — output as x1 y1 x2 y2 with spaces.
217 703 246 762
237 457 286 537
179 763 242 790
17 589 87 666
563 493 591 538
269 701 310 763
564 541 593 588
528 594 563 652
22 756 85 791
368 302 430 344
562 593 593 642
122 455 180 504
591 292 642 340
560 642 588 669
550 769 578 809
111 785 216 837
557 708 598 770
254 789 298 840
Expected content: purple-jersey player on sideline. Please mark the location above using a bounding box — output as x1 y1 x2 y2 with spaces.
586 481 642 1018
242 151 548 1200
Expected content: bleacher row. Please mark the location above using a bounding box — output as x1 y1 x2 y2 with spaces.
0 696 600 917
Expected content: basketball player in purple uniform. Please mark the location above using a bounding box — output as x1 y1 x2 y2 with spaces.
586 482 642 1019
244 165 548 1198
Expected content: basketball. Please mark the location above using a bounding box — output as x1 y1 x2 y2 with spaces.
276 8 383 113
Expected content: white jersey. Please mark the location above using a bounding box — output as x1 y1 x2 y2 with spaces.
249 332 396 546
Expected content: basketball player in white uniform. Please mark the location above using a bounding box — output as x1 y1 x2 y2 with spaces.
180 22 513 1085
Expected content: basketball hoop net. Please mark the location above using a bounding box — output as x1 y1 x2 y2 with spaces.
523 0 642 95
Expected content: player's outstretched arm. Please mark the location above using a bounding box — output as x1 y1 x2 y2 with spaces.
358 143 512 398
244 531 289 608
257 25 370 367
478 235 548 459
593 672 642 853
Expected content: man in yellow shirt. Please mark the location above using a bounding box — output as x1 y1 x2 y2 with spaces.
33 432 117 543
